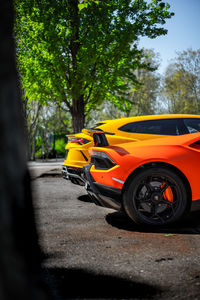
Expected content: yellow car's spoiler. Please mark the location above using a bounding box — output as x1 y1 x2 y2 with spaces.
82 128 114 136
66 128 113 137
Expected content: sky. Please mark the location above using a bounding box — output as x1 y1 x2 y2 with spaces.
139 0 200 74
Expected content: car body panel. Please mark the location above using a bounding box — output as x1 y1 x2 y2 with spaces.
88 132 200 202
63 114 200 183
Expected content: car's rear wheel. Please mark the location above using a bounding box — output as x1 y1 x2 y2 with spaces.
123 167 188 226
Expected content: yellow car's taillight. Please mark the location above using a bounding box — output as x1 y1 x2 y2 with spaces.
68 137 90 145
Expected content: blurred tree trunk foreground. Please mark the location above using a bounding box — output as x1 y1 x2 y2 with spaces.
0 1 50 299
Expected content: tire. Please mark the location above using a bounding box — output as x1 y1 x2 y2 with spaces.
123 167 188 226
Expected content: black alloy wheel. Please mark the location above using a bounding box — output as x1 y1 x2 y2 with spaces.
123 167 188 226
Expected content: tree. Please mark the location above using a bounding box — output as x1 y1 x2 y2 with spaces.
163 49 200 114
86 49 161 124
85 100 126 127
0 1 50 299
23 97 42 160
126 49 161 116
24 102 71 160
35 105 71 159
15 0 174 132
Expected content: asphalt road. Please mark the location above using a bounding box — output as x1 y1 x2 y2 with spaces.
30 161 200 300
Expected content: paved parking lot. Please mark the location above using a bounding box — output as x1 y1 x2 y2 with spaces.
31 162 200 299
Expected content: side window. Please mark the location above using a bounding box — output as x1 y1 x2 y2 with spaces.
118 119 180 135
183 118 200 133
118 122 137 133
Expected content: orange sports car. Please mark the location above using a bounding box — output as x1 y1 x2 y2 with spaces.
63 114 200 185
84 131 200 226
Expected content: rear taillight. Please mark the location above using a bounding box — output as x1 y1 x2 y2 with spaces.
189 140 200 150
93 132 109 147
90 150 116 170
68 137 90 145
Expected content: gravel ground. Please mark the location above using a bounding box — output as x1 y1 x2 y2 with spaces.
31 166 200 300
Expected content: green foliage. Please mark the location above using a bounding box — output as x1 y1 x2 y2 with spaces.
54 139 66 156
24 102 71 160
86 49 161 125
35 136 44 158
15 0 174 132
35 137 66 158
78 0 99 11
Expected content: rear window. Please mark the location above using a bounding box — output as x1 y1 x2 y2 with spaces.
118 119 180 135
183 118 200 133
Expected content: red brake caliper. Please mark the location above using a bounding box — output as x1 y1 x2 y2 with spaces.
161 182 173 203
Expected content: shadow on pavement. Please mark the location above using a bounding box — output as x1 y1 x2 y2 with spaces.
105 211 200 234
78 194 93 203
44 267 160 299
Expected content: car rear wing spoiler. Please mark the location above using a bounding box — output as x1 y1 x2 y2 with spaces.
82 129 110 147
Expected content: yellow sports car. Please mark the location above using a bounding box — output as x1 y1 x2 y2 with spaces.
62 114 200 185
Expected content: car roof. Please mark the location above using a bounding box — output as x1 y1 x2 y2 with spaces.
96 114 200 130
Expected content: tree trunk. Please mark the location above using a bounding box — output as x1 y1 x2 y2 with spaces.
0 1 50 299
71 97 85 133
32 133 36 161
68 0 85 133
